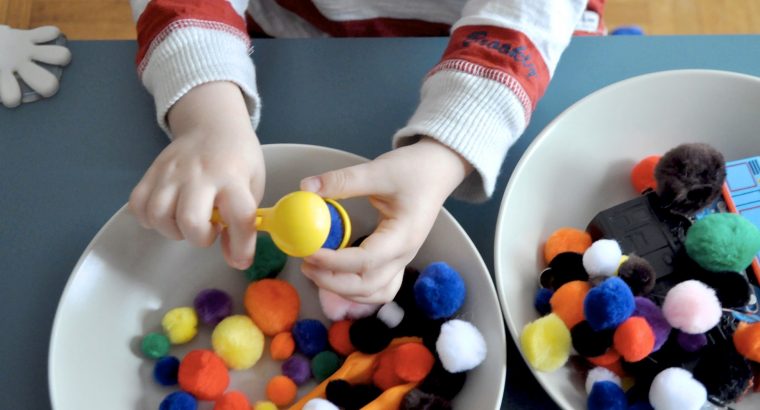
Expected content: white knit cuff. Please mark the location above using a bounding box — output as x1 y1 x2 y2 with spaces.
140 26 260 135
393 69 527 202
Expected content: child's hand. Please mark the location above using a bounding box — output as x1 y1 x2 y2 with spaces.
129 82 265 270
299 138 473 303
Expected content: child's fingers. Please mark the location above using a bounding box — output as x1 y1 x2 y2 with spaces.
175 184 217 247
301 261 404 301
216 185 258 269
300 162 392 200
349 270 404 304
145 186 183 240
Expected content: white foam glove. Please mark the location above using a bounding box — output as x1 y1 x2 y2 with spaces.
0 25 71 108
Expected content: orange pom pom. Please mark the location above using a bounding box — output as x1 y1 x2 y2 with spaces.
266 375 298 406
213 391 250 410
613 317 654 362
328 320 356 356
631 155 660 193
393 342 435 383
178 350 230 401
373 349 404 391
245 279 300 336
270 332 295 360
550 280 591 329
544 228 592 264
588 349 621 366
734 322 760 362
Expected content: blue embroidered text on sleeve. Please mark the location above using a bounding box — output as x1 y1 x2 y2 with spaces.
462 31 538 78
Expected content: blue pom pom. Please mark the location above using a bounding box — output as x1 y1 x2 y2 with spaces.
584 277 635 331
627 401 654 410
534 288 554 316
153 356 180 386
159 391 197 410
610 25 644 36
322 202 344 250
588 381 627 410
413 262 466 320
293 319 328 357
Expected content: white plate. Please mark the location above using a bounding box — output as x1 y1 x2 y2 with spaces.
495 70 760 410
49 144 506 410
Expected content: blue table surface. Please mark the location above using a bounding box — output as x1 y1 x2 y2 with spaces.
2 35 760 409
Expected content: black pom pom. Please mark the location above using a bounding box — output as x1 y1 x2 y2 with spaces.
394 267 421 310
348 384 383 410
418 362 467 400
350 316 392 354
692 270 751 309
326 379 353 408
350 235 369 247
618 255 657 296
654 143 726 215
571 321 614 357
400 389 452 410
693 342 753 405
544 252 589 290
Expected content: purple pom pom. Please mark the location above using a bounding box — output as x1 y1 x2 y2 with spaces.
676 331 707 353
193 288 233 326
282 355 312 385
633 297 671 352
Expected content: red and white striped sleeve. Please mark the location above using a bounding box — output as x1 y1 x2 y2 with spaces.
393 0 589 201
130 0 259 135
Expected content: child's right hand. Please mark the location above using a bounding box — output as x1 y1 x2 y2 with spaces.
129 81 265 270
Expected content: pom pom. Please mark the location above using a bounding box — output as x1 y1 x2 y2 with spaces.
693 343 753 403
690 270 751 308
318 288 379 321
394 267 421 310
252 401 278 410
394 342 435 382
418 362 466 400
328 320 356 356
212 315 265 370
282 355 311 385
655 143 726 215
303 398 339 410
326 379 352 408
270 332 295 360
266 375 298 406
322 202 345 250
734 322 760 362
153 356 180 386
437 319 487 373
676 331 707 353
633 297 671 352
373 349 404 390
213 391 250 410
662 280 721 334
414 262 466 320
588 381 627 410
584 277 635 331
685 213 760 272
350 384 383 409
541 252 589 290
649 367 707 410
571 321 613 358
520 313 571 372
583 240 623 277
312 351 341 382
245 279 300 336
193 288 233 326
613 317 655 362
585 367 621 394
401 389 452 410
160 391 197 410
141 332 171 359
178 350 230 401
544 228 593 264
245 235 287 281
631 155 660 193
618 255 656 296
293 319 329 357
377 302 405 328
588 349 621 367
350 316 392 354
162 307 198 344
550 280 591 329
534 288 554 316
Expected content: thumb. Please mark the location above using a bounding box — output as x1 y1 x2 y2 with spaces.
300 163 388 199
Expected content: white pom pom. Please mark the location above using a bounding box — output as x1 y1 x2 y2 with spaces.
436 319 487 373
303 398 339 410
649 367 706 410
583 239 623 277
377 302 405 328
585 367 621 394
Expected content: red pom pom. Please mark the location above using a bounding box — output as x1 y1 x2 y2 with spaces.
178 350 230 401
631 155 660 193
613 317 654 362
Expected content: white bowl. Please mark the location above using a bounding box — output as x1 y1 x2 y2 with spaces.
49 144 506 410
495 70 760 410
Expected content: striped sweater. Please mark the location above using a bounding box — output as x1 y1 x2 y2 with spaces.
130 0 605 200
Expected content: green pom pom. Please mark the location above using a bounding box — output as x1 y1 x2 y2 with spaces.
245 235 287 282
141 332 171 359
685 213 760 272
311 351 341 382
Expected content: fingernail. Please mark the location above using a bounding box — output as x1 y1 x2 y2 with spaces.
236 258 252 270
300 176 322 193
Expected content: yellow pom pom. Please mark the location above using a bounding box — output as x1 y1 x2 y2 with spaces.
253 401 279 410
520 313 571 372
161 307 198 344
212 315 265 370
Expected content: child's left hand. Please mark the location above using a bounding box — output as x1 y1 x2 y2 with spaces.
299 137 473 304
